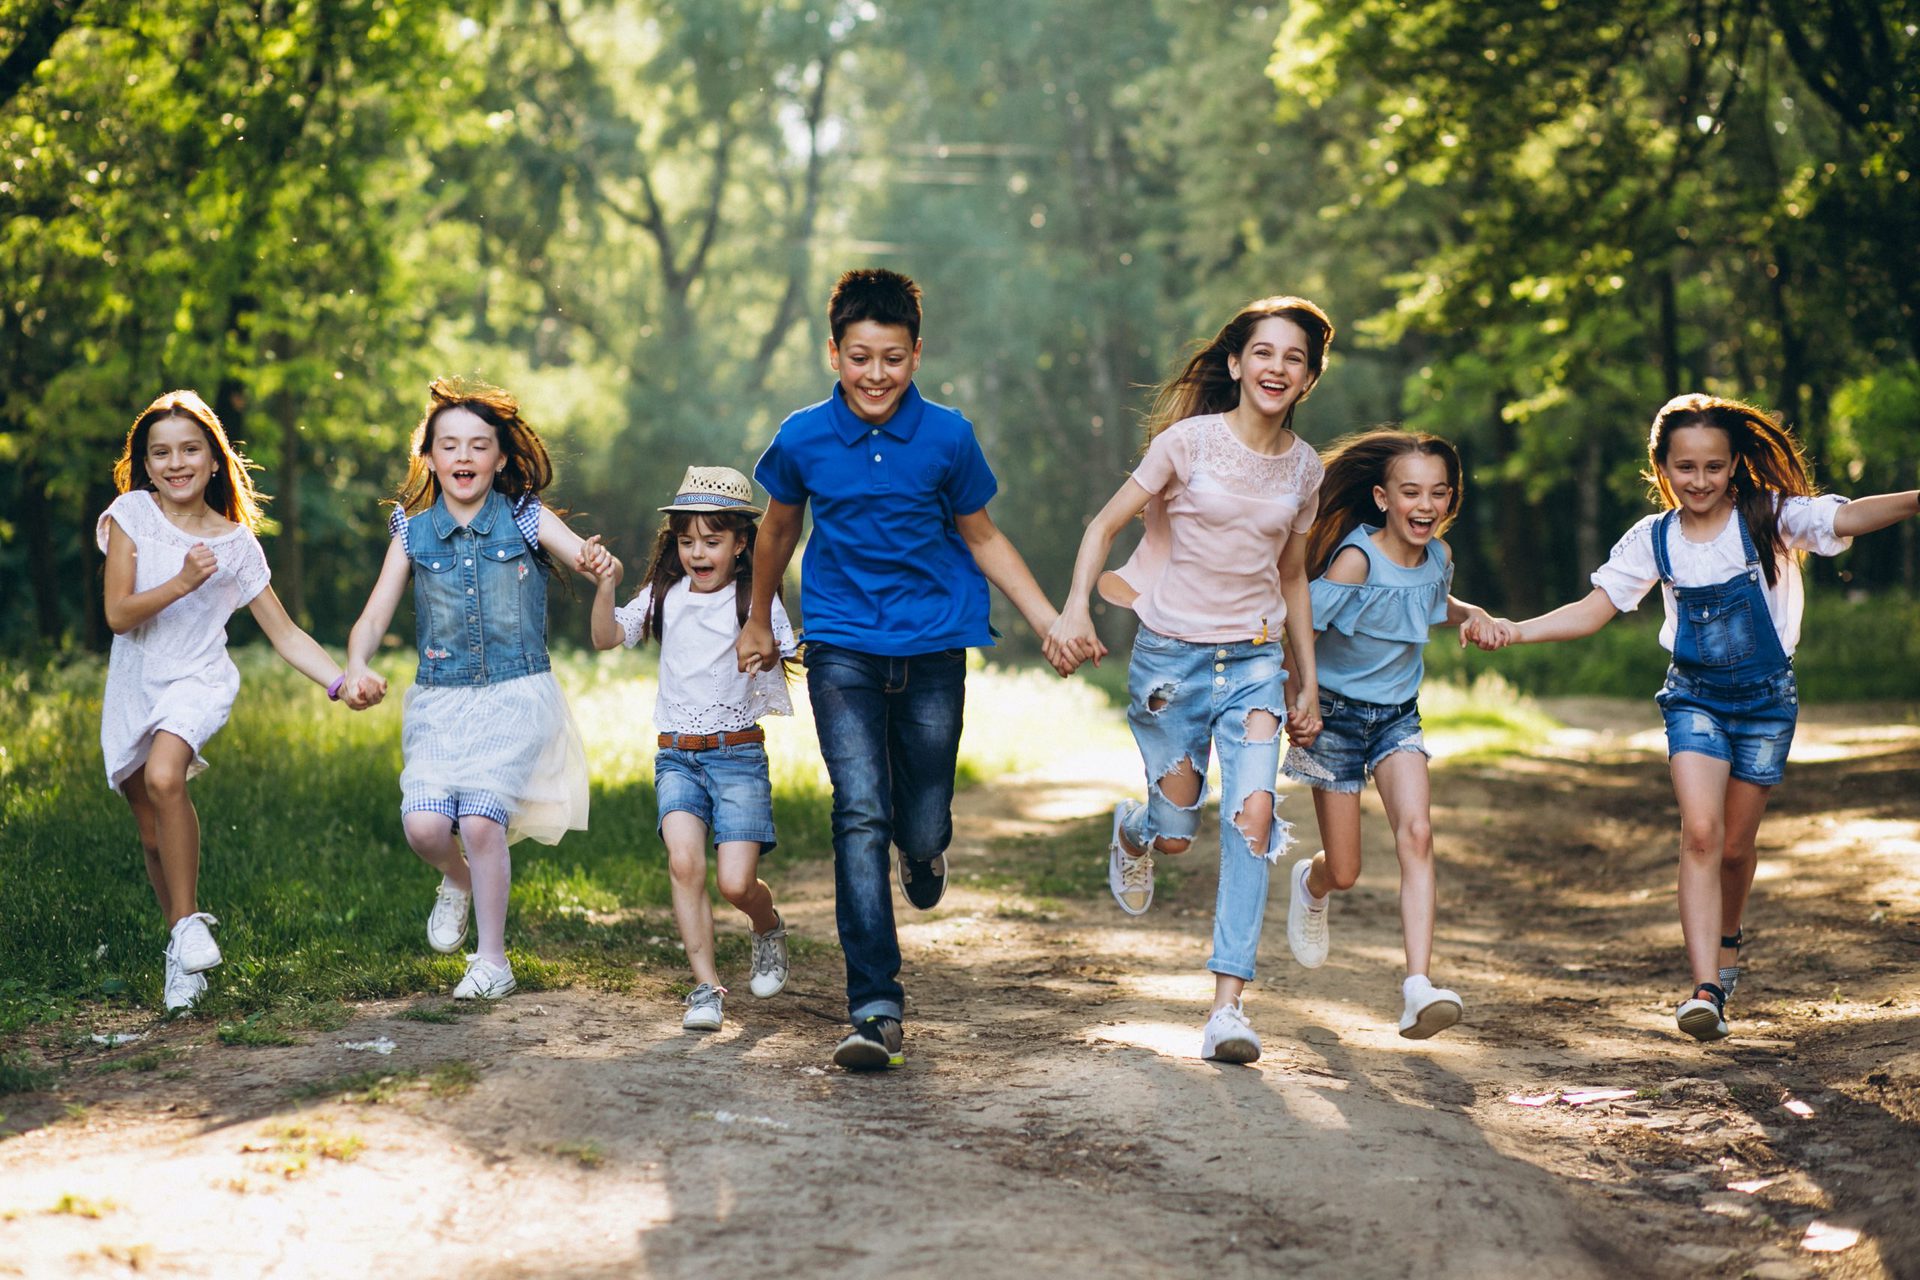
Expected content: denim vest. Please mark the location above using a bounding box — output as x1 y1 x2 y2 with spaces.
408 489 550 688
1651 508 1790 695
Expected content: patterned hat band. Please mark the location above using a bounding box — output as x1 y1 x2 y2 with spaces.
666 492 753 509
657 465 763 514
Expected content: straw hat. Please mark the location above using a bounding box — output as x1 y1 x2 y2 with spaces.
657 466 763 515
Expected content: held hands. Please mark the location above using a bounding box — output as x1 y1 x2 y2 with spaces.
1286 679 1322 749
736 617 778 675
1043 607 1109 678
341 664 388 711
176 542 218 594
1460 612 1519 651
575 535 622 586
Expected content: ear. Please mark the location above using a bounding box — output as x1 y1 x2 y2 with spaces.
1372 483 1388 513
826 338 841 372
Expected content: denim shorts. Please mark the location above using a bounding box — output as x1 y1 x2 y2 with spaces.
653 743 778 850
1656 666 1798 787
1282 691 1428 794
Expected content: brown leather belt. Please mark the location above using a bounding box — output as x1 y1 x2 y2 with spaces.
657 727 765 751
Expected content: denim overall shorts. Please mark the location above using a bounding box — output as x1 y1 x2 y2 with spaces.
1651 508 1798 786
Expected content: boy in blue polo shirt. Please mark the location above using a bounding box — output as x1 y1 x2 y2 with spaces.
737 268 1089 1071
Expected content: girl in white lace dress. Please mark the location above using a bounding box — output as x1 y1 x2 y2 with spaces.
343 378 602 1002
587 466 798 1034
99 390 369 1012
1051 296 1333 1064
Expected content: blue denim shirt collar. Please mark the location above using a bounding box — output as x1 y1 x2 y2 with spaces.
827 381 925 445
427 487 504 540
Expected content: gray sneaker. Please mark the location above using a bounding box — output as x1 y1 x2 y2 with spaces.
748 915 789 998
683 982 725 1032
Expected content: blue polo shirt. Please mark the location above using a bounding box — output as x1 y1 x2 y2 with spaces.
755 382 998 656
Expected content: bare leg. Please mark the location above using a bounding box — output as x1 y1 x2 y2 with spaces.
121 769 172 922
402 812 473 892
1306 788 1364 898
663 812 721 988
1719 777 1773 971
1372 752 1436 977
1213 971 1246 1014
1670 752 1734 987
459 815 512 967
714 841 779 934
141 733 201 928
1120 755 1202 858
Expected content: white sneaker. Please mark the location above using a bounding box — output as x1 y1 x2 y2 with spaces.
1398 975 1463 1040
1200 1000 1262 1064
452 954 516 1000
1286 857 1329 968
162 949 207 1012
1676 984 1729 1041
748 916 789 999
1107 801 1154 916
426 879 471 954
170 912 222 974
682 983 725 1032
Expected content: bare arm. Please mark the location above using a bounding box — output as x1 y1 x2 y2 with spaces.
587 561 627 651
343 538 412 699
737 497 804 672
1278 533 1320 743
1047 478 1152 663
101 519 214 634
1832 489 1920 539
536 506 596 577
1511 586 1619 645
247 585 346 691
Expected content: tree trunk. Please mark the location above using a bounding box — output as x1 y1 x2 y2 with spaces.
275 393 306 625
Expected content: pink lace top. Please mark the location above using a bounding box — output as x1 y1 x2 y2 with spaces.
1106 414 1323 643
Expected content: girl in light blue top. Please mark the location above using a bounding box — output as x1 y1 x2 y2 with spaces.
1281 429 1500 1039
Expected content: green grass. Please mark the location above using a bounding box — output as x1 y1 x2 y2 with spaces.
0 647 1120 1027
0 1051 56 1095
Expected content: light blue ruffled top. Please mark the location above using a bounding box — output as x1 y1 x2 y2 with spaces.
1310 524 1453 705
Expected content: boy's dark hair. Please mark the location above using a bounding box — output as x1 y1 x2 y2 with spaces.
829 268 923 345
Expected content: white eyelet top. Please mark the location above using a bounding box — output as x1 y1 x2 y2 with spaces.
613 580 798 733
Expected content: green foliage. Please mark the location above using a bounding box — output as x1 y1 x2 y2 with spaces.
0 1051 55 1095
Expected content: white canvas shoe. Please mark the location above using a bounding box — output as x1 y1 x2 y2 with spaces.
426 879 471 954
748 917 789 999
1398 975 1463 1040
1107 801 1154 916
170 912 222 974
452 955 516 1000
1200 1000 1262 1064
1286 858 1329 969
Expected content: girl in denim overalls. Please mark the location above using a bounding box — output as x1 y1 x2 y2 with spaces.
344 378 613 1000
586 466 799 1035
1053 296 1333 1064
1280 430 1504 1040
1486 394 1918 1040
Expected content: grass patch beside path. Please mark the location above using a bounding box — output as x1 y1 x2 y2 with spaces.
0 648 1121 1027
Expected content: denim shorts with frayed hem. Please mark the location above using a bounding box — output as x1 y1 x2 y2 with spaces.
1657 666 1797 787
654 744 778 850
1282 691 1427 795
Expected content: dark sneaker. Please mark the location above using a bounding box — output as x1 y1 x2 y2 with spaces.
832 1016 904 1071
897 851 947 910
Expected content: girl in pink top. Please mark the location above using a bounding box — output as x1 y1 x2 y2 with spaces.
1052 296 1331 1064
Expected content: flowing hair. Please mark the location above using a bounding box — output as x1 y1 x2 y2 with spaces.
113 390 266 530
394 376 560 576
632 509 797 676
1645 394 1816 588
1141 295 1334 448
1306 429 1463 577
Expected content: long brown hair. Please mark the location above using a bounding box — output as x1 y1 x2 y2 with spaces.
1306 429 1463 577
1142 295 1334 447
397 376 554 515
632 510 796 675
1645 394 1816 588
113 390 265 530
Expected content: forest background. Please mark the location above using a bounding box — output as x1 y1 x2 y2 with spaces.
4 0 1918 686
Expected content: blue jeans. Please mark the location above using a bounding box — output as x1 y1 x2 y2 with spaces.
804 642 967 1024
653 743 778 850
1120 627 1290 981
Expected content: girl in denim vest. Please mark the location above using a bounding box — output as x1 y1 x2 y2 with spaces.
1051 296 1333 1065
585 466 799 1034
343 378 610 1000
99 390 374 1012
1481 394 1919 1041
1278 430 1503 1040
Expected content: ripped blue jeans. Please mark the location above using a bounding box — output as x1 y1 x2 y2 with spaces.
1122 626 1291 980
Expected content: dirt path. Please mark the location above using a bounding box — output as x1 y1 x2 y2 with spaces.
3 707 1917 1278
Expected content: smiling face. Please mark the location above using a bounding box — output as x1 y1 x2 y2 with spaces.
830 320 921 425
1373 450 1455 551
677 516 748 593
143 415 217 509
1226 316 1315 424
1659 424 1735 519
426 406 505 509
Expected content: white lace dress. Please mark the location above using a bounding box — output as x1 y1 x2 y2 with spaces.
96 491 272 793
612 581 797 732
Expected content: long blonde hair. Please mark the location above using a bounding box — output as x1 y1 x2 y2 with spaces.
1141 296 1334 448
113 390 265 531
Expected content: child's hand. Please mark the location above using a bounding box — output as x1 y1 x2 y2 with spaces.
176 542 217 593
576 536 621 585
736 618 778 674
1041 632 1082 678
1288 681 1322 748
1464 615 1517 651
1046 608 1102 669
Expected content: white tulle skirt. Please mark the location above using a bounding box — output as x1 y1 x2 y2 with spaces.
398 670 589 846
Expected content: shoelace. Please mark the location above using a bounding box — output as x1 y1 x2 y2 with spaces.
1302 897 1328 944
751 929 785 974
1119 850 1153 890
